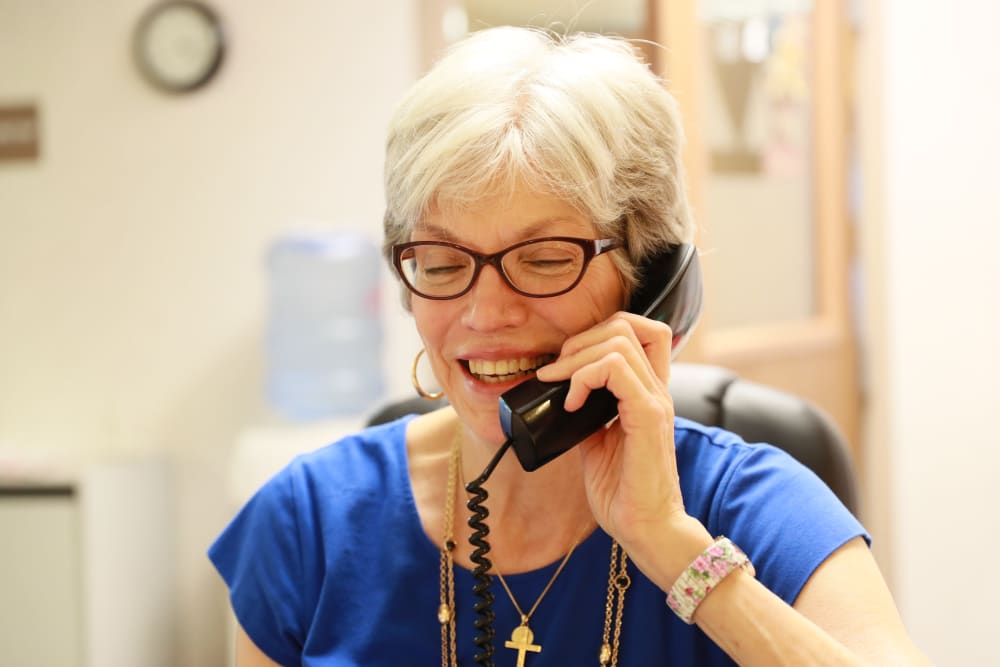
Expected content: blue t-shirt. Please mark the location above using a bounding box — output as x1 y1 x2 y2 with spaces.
209 416 867 666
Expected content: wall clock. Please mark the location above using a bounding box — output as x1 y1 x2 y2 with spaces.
133 1 225 93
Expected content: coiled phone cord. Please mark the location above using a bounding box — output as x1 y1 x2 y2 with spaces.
464 438 513 667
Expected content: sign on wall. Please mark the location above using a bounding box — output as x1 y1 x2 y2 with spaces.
0 105 40 161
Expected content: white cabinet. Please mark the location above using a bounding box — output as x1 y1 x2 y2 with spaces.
0 488 83 667
0 461 172 667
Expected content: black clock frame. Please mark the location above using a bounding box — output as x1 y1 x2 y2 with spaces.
132 0 226 94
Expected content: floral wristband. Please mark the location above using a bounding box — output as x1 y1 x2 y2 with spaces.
666 536 755 624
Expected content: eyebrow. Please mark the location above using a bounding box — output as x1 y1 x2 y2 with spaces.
413 218 586 244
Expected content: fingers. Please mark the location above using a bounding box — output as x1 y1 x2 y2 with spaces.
534 312 674 413
544 313 685 548
560 349 659 415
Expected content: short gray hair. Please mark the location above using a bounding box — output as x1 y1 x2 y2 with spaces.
383 26 694 305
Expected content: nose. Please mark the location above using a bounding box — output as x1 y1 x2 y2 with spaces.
459 264 529 331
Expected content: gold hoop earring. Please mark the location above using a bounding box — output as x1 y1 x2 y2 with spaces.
411 348 444 400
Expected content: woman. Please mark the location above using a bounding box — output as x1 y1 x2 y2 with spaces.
210 27 931 666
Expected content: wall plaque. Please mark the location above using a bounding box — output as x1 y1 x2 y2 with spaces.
0 105 40 160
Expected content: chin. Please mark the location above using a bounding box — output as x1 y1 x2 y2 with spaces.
472 412 510 447
452 379 525 441
451 399 509 447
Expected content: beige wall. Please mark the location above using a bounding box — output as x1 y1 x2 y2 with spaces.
3 0 999 664
0 1 419 665
861 0 1000 664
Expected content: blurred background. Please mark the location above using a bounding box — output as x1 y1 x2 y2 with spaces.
1 0 997 665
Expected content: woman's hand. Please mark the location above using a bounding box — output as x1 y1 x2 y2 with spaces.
536 312 934 667
534 311 713 586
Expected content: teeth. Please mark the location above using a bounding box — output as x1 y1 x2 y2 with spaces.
468 355 555 381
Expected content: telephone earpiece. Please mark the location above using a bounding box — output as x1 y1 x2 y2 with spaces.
499 243 703 470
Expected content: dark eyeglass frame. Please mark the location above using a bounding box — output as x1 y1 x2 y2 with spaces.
391 236 623 300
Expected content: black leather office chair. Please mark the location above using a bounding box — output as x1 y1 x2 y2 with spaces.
366 363 859 514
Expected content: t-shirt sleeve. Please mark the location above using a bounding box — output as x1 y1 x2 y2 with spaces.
208 463 313 666
709 443 870 605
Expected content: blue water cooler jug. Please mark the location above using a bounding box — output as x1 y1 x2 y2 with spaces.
265 231 385 420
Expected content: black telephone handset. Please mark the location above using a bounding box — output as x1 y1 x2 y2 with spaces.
498 243 703 471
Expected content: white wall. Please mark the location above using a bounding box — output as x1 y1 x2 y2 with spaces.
0 2 419 664
862 0 1000 664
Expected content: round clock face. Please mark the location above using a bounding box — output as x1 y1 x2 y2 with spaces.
134 1 225 92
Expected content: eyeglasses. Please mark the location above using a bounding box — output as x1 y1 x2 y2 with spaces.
392 236 622 300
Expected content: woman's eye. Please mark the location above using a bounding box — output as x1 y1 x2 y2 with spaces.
527 256 572 266
417 249 469 281
424 263 464 276
519 251 578 274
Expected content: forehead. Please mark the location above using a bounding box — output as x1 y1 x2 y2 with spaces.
415 188 596 247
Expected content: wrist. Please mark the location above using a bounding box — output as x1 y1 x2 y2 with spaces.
620 513 714 592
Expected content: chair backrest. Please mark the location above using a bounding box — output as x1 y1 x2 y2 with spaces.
366 362 859 513
668 364 858 513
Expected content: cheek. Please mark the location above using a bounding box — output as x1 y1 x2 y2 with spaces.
411 300 453 351
543 290 624 334
410 302 453 387
604 279 628 313
581 270 628 321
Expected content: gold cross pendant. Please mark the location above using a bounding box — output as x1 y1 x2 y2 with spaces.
504 623 542 667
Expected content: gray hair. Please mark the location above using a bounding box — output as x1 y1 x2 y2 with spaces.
382 26 694 305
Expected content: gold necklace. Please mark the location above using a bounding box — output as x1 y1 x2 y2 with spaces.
438 431 630 666
600 541 630 665
493 530 584 666
439 430 460 667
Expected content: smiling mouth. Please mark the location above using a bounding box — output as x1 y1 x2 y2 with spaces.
464 354 556 384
